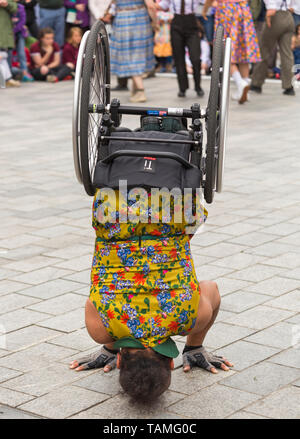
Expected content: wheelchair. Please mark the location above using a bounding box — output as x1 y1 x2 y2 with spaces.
72 21 231 204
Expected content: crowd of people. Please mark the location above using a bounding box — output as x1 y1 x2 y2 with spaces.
0 0 299 101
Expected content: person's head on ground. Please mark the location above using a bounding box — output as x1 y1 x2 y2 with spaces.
38 27 55 47
117 348 174 405
67 27 82 47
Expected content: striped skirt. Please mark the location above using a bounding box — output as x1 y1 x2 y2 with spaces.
110 6 155 77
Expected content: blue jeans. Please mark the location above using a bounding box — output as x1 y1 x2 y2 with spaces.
16 33 27 72
293 12 300 27
39 7 65 48
197 15 215 43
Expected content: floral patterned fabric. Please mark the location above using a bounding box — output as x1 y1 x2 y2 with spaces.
215 1 261 64
89 189 208 348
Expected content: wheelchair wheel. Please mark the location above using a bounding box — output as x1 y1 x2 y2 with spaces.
80 21 110 196
204 25 225 204
72 30 90 185
216 37 231 193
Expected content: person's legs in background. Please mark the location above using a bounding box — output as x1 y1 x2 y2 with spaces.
186 29 203 96
16 34 34 81
251 21 277 91
52 7 66 48
171 19 188 96
293 12 300 27
130 74 146 102
278 13 295 94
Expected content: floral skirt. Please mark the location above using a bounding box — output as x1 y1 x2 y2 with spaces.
214 1 261 64
89 234 201 348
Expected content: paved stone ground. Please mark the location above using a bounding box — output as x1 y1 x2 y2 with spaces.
0 75 299 419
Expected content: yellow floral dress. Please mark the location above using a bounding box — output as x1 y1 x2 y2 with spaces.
89 189 207 348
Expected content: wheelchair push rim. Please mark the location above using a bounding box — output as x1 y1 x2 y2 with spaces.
216 37 231 193
204 26 231 204
72 29 90 185
79 21 111 196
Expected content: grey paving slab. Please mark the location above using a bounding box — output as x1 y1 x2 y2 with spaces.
263 252 300 269
227 411 269 419
265 289 300 312
212 253 266 270
214 340 280 371
202 322 255 349
195 264 234 281
63 269 91 285
37 308 85 333
5 325 62 352
48 328 96 351
168 367 236 395
27 292 86 316
281 267 300 281
220 291 271 313
223 305 294 330
17 278 85 300
227 264 286 283
245 322 299 349
18 385 109 419
0 280 33 297
267 347 300 369
10 266 74 286
73 368 122 396
244 386 300 419
220 362 300 396
2 255 63 273
167 384 260 419
0 404 41 419
53 254 92 272
0 344 77 372
245 276 300 296
214 277 253 296
0 387 35 407
1 363 93 397
0 366 23 383
0 308 51 333
69 391 186 419
0 293 39 315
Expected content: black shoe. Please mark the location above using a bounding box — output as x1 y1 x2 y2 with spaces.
178 91 186 97
283 86 295 96
196 87 204 97
111 84 129 91
250 84 262 94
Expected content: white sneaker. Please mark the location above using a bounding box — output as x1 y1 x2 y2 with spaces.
237 79 250 104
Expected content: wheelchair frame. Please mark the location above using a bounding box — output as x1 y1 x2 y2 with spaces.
72 21 231 204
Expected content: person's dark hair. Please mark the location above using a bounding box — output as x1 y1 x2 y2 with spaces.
119 349 171 404
296 24 300 35
38 27 55 41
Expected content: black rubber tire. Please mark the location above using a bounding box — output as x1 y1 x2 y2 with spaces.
204 26 224 204
80 21 110 196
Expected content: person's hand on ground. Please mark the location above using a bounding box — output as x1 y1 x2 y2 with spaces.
182 346 233 373
69 345 119 372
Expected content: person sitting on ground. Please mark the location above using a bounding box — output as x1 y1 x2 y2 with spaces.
70 188 233 404
62 26 82 76
29 27 73 82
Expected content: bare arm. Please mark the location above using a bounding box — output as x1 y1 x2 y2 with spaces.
47 52 60 69
203 0 213 20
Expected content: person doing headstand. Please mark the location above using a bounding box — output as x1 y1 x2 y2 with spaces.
70 189 233 403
